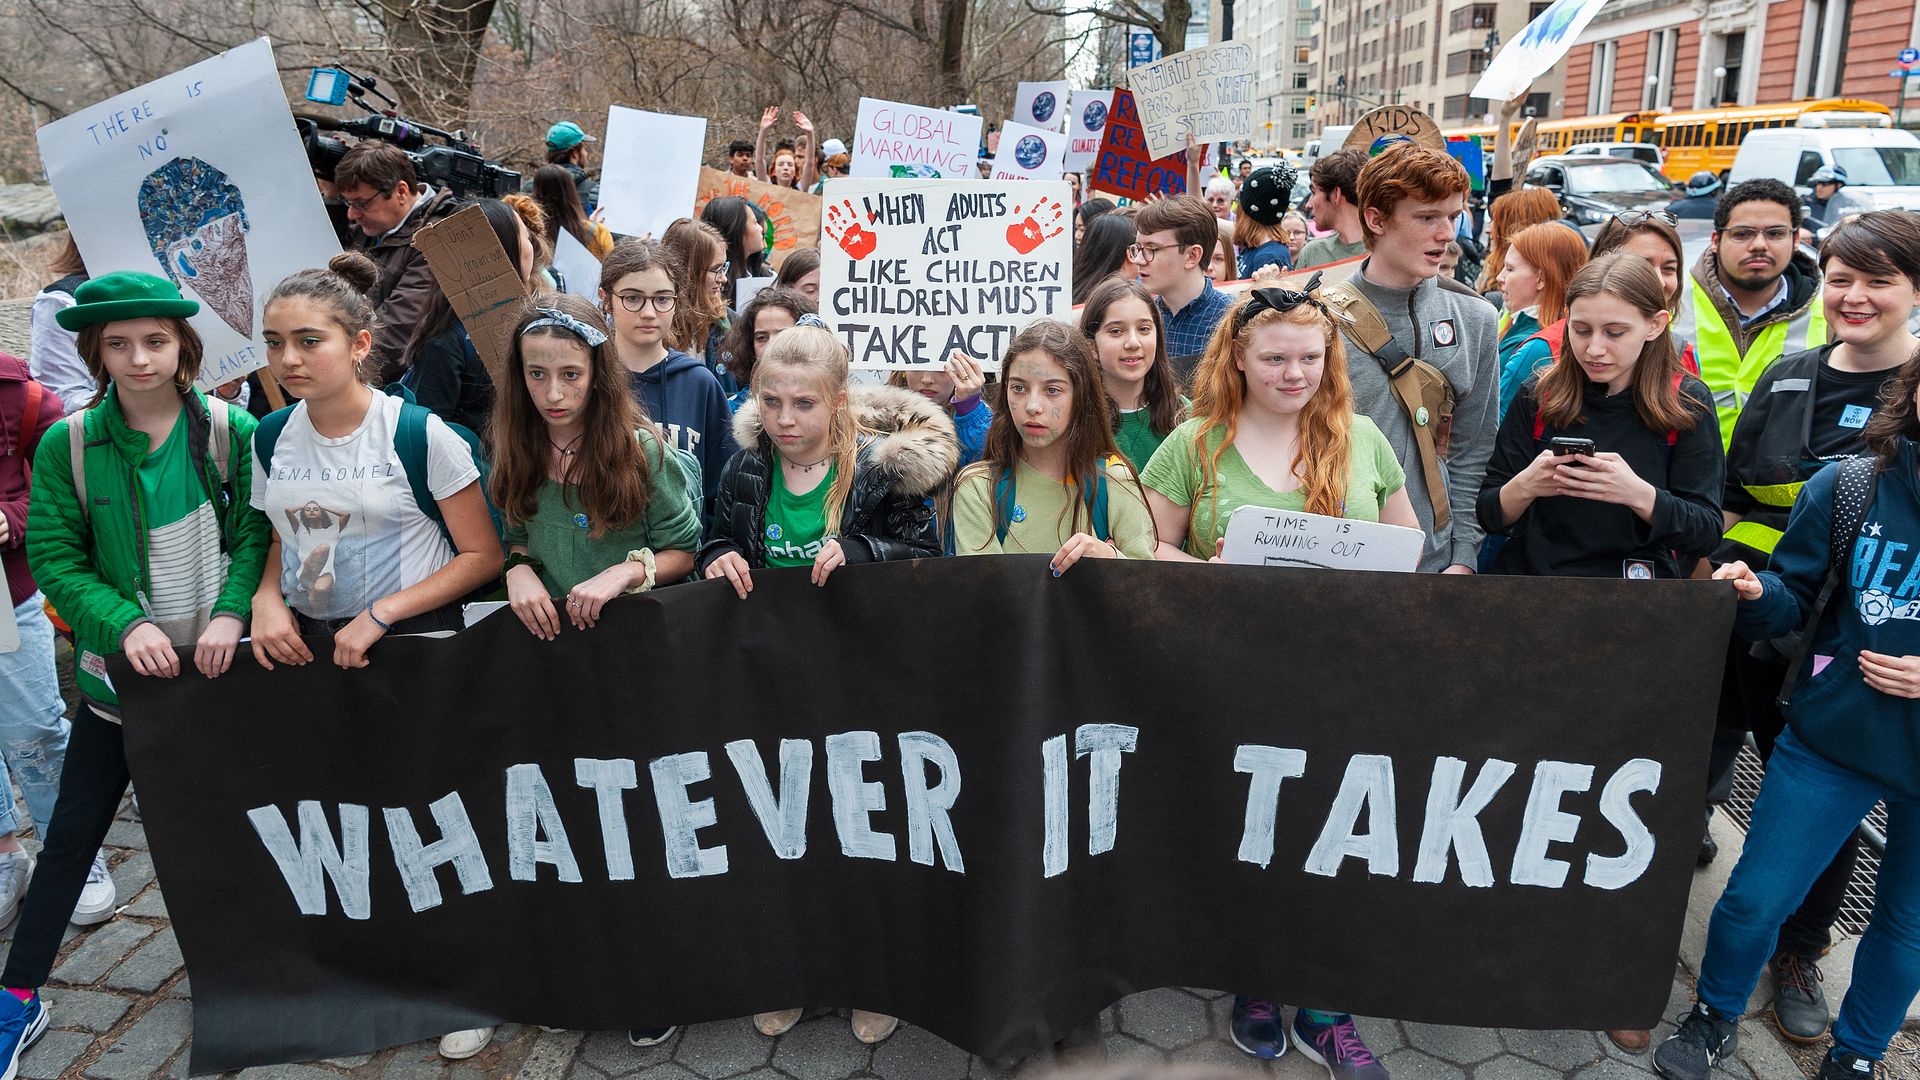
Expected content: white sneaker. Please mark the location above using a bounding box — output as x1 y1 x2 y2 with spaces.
438 1026 494 1060
0 852 33 929
69 851 115 927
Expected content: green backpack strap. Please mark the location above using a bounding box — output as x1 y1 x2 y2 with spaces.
1090 468 1111 543
254 406 294 478
392 401 447 538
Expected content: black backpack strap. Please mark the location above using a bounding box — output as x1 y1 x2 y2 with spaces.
1776 455 1878 708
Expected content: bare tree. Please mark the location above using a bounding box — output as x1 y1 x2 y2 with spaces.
1026 0 1191 59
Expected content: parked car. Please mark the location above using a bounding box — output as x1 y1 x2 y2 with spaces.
1561 142 1665 167
1728 125 1920 213
1523 156 1677 225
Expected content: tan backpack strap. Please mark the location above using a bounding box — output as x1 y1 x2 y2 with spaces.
1322 282 1451 530
1321 282 1396 358
67 410 89 523
208 399 232 482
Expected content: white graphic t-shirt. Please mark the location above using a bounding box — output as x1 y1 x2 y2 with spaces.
252 393 480 620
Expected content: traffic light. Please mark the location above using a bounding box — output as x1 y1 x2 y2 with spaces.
1307 94 1317 109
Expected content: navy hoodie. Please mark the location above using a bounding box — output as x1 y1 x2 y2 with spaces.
1738 440 1920 797
626 349 738 520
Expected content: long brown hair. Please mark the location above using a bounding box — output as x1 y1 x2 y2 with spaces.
1479 186 1563 292
1077 277 1184 438
1189 291 1353 520
1591 214 1686 310
751 326 865 529
962 320 1145 549
490 292 654 538
1536 253 1697 435
76 318 204 406
1863 353 1920 469
662 218 728 355
724 286 816 386
1507 221 1590 327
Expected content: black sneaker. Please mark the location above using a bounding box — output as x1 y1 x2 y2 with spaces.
1770 952 1830 1043
627 1026 678 1047
1653 1004 1739 1080
1817 1048 1875 1079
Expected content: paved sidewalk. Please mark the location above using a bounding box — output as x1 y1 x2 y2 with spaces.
0 802 1816 1079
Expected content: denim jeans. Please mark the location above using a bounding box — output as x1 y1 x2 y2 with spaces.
1698 730 1920 1060
0 594 70 838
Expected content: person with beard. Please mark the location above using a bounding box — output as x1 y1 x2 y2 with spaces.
1672 180 1829 450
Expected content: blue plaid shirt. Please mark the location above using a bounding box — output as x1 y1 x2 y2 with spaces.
1157 280 1234 361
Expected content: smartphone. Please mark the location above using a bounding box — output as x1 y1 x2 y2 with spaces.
1549 437 1596 457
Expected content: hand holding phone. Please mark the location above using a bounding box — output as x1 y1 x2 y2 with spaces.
1549 437 1596 457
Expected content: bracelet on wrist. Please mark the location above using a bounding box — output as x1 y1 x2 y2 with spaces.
365 602 393 632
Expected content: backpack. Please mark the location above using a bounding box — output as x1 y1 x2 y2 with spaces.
68 397 235 538
664 442 704 523
1322 280 1458 529
1771 454 1879 708
993 459 1115 544
13 381 44 478
254 388 505 548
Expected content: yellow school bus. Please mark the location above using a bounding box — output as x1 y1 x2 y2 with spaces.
1650 98 1892 181
1444 112 1665 159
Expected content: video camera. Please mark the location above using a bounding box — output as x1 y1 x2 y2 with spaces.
296 65 520 200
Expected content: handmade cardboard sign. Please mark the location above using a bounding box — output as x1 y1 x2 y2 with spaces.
1126 41 1256 160
36 38 342 391
990 121 1067 181
1012 81 1073 132
410 204 531 386
1341 105 1448 156
598 106 705 242
551 229 602 301
119 557 1731 1074
692 167 821 270
850 98 984 180
817 178 1071 370
1088 90 1189 201
1221 505 1425 572
1472 0 1610 103
1065 90 1115 173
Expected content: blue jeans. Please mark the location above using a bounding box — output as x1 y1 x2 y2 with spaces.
0 594 69 837
1698 730 1920 1060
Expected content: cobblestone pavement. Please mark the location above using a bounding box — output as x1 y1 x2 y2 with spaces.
0 297 33 358
0 804 1815 1080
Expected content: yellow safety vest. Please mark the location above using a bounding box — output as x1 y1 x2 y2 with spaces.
1690 279 1828 452
1724 481 1803 554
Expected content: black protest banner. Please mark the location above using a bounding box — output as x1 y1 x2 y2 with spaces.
114 558 1732 1074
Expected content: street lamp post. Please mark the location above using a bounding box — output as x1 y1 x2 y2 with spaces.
1713 65 1729 105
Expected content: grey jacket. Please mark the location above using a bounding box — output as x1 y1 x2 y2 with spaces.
1343 262 1500 571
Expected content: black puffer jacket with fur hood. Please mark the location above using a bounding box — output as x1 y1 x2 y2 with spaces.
697 383 961 570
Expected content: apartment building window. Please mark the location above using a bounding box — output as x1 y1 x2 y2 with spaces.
1528 1 1550 17
1718 31 1745 104
1298 0 1314 9
1293 71 1312 90
1446 49 1489 75
1586 40 1617 114
1297 17 1313 34
1441 94 1490 120
1291 97 1309 115
1297 45 1311 62
1800 0 1854 98
1643 28 1678 109
1448 3 1497 33
1293 122 1311 138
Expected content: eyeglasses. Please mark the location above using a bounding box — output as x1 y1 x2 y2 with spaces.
708 261 731 280
1613 209 1678 227
1723 226 1795 244
342 189 394 212
1128 242 1184 264
613 292 678 313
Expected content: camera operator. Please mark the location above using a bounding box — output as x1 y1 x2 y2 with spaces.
335 142 458 382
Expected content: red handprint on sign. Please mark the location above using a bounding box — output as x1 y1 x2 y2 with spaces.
824 199 879 261
1005 198 1066 255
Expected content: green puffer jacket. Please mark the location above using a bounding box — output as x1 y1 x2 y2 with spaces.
26 389 269 711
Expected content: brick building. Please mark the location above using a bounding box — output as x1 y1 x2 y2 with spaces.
1558 0 1920 115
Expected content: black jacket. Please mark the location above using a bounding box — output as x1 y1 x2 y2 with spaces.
697 384 960 571
1477 373 1726 578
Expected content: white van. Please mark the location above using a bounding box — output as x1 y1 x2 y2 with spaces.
1302 125 1353 171
1726 125 1920 211
1563 142 1665 167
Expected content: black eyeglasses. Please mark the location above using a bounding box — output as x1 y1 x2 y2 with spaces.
1612 209 1679 227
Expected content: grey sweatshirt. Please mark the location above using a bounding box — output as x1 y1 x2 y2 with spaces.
1344 261 1500 571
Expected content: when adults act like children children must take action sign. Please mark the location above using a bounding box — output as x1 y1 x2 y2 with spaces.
1126 40 1256 161
817 179 1070 370
850 98 984 180
1089 89 1189 201
37 38 341 392
1221 506 1425 573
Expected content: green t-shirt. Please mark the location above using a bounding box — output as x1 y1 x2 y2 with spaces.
1298 235 1367 269
502 429 702 591
1140 414 1405 558
763 461 837 568
1112 396 1190 472
136 410 232 647
950 457 1157 558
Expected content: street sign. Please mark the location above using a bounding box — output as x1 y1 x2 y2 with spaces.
1892 68 1920 77
1129 30 1159 67
1901 47 1919 65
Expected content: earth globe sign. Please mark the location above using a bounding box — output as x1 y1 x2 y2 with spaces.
1084 100 1108 131
1015 135 1049 170
1032 91 1058 123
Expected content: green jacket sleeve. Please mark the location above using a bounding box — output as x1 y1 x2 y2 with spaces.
641 430 702 554
214 407 271 622
25 417 148 650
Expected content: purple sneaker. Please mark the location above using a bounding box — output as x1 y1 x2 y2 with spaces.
1292 1011 1389 1080
1229 996 1287 1059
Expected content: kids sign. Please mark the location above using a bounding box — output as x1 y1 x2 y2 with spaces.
817 179 1071 370
1089 90 1189 201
